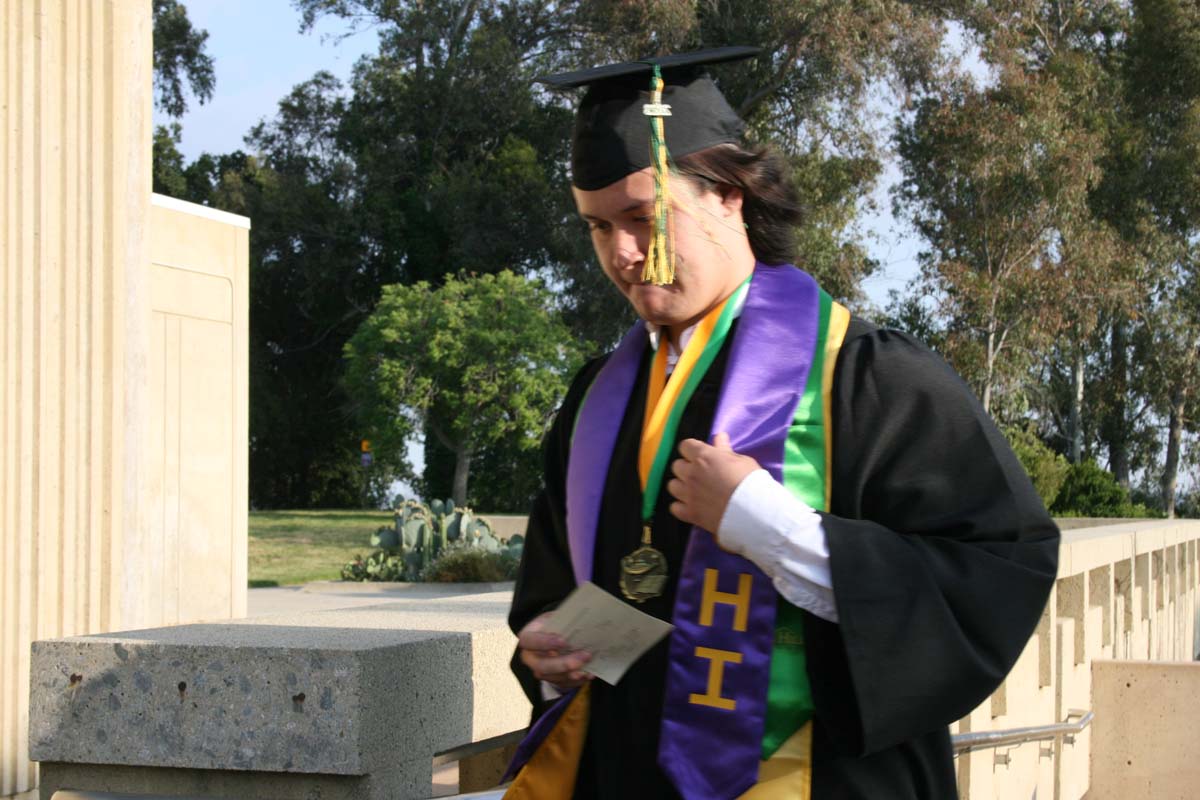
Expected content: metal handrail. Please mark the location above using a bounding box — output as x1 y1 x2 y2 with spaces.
951 709 1094 756
433 728 527 767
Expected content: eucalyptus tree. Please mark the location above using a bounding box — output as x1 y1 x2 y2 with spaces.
895 68 1097 416
153 0 216 117
966 0 1146 475
1096 0 1200 515
899 0 1140 436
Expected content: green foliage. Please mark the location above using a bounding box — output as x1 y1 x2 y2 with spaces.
1175 490 1200 519
344 271 583 504
1050 460 1152 518
895 65 1113 415
420 420 545 512
789 148 881 303
296 0 959 334
152 123 189 199
1120 0 1200 515
341 498 522 582
152 0 216 117
341 550 409 582
1004 425 1071 510
419 548 520 583
240 74 396 508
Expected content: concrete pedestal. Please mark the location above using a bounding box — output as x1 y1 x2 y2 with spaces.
28 596 528 800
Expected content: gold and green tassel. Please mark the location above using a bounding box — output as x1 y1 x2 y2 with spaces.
642 65 676 285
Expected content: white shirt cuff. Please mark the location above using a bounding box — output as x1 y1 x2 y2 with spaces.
717 469 839 623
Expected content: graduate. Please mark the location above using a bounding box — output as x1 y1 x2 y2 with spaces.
504 47 1059 800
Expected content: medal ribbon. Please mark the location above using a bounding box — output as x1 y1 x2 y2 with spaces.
638 278 749 522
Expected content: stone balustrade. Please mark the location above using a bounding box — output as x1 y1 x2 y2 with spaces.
26 520 1200 800
953 519 1200 800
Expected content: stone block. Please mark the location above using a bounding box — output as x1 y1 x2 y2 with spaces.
459 742 519 794
1089 659 1200 800
28 596 529 799
37 760 430 800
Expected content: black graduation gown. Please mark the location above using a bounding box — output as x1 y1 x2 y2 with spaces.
508 317 1060 800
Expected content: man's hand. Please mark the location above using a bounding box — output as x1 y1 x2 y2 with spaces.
667 432 761 533
517 612 593 690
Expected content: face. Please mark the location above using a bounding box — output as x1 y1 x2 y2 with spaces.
572 167 755 336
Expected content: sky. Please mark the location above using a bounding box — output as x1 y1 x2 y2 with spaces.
158 0 379 161
159 1 924 311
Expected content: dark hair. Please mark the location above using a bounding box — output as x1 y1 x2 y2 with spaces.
672 143 803 265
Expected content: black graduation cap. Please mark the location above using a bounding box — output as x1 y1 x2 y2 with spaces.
537 46 760 191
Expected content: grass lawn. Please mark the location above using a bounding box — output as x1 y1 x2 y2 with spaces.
249 509 393 587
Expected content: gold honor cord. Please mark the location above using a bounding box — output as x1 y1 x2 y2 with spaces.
619 279 749 602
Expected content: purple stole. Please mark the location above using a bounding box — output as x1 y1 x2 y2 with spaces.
510 264 823 799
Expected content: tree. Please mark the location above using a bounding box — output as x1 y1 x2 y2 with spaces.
899 0 1142 428
343 271 584 507
896 69 1094 416
151 0 217 209
152 122 189 198
1050 460 1137 517
295 0 964 313
238 74 387 508
187 0 976 506
1096 0 1200 515
1004 424 1070 509
293 0 964 498
152 0 216 118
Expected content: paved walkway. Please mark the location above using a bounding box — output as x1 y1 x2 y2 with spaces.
248 579 515 617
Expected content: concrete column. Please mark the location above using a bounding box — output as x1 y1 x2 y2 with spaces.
1 2 151 794
2 4 249 796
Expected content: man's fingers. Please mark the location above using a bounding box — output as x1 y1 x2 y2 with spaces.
517 629 568 652
516 615 598 690
712 431 732 450
676 438 709 461
521 648 592 681
670 499 694 524
666 477 689 503
671 457 694 481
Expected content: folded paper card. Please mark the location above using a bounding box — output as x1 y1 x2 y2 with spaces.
541 581 675 685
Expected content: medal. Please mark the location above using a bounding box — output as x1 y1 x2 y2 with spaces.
619 278 750 603
620 526 669 602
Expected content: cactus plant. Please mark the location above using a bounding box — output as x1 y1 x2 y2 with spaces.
506 533 524 560
370 527 399 549
341 497 514 582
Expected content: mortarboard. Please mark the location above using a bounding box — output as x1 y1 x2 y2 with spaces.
536 46 760 191
536 47 760 285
